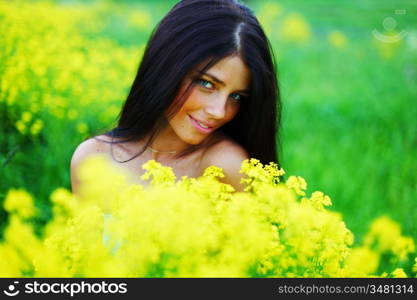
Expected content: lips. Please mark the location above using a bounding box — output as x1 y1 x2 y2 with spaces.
189 115 214 133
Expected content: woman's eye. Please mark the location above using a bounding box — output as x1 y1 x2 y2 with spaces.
230 93 243 101
196 79 214 89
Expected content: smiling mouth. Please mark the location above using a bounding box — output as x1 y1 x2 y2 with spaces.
189 115 214 132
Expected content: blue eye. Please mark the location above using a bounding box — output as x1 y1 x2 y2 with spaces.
230 93 243 101
196 79 214 89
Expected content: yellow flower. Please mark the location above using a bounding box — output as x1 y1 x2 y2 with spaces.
30 103 40 113
68 109 78 120
328 31 348 48
202 165 225 179
344 247 380 276
76 155 129 213
303 191 332 210
22 111 32 123
4 189 36 219
141 160 176 186
128 10 152 30
257 2 283 35
0 155 412 277
30 119 43 136
412 258 417 274
259 2 283 18
281 13 311 43
363 216 415 260
15 120 26 134
373 32 402 60
50 187 77 218
76 122 88 134
391 268 407 278
286 176 307 196
0 244 24 276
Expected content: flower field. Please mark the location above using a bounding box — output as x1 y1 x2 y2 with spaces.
1 156 415 277
0 0 416 277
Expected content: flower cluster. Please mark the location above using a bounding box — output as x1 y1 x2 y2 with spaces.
1 156 415 277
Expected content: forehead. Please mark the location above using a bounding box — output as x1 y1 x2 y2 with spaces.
194 55 251 90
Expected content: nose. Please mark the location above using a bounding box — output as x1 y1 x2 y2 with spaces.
204 93 228 119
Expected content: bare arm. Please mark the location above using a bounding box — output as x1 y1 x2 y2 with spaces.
70 138 105 195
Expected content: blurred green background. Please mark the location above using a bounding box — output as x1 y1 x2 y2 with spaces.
1 0 416 247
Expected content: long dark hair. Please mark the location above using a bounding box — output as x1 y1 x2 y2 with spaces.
103 0 281 166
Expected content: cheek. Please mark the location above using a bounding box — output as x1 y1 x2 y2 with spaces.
169 111 188 129
181 90 205 111
172 97 200 124
225 103 240 122
167 91 200 121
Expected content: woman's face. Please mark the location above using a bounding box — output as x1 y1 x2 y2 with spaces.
167 55 251 145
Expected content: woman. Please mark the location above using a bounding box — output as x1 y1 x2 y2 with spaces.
71 0 281 193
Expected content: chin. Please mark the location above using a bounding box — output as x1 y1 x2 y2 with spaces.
185 138 205 145
181 134 208 146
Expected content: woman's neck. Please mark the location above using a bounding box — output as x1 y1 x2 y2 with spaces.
146 126 191 161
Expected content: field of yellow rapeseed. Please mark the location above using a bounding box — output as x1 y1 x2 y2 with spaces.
1 156 416 277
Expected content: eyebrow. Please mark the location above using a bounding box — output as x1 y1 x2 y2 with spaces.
196 71 250 94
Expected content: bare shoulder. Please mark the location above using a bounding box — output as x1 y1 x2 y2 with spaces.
200 138 249 191
202 138 249 165
70 135 111 167
70 135 112 194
